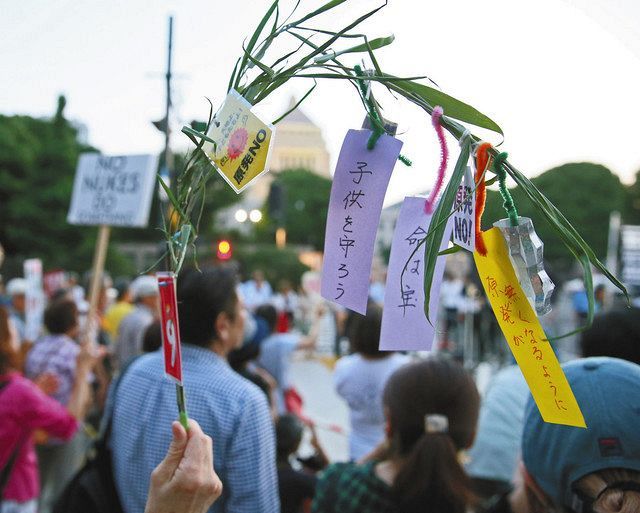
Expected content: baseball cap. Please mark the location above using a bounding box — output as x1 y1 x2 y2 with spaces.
522 357 640 509
130 275 159 301
6 278 27 296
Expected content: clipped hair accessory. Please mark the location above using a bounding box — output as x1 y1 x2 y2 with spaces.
424 414 449 434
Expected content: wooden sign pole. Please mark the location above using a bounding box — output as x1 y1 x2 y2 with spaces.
85 224 111 343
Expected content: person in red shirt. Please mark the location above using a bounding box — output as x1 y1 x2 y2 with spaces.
0 306 100 513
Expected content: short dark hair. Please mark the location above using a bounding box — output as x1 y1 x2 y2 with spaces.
177 267 238 347
276 414 304 461
348 302 386 358
255 304 277 333
114 277 131 301
580 307 640 365
44 299 78 335
142 321 162 353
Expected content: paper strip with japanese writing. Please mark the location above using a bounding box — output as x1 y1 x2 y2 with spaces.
452 166 475 252
474 228 585 427
203 90 275 194
321 129 403 314
379 197 452 350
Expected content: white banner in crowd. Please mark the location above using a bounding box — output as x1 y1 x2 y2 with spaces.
67 154 158 227
24 258 44 342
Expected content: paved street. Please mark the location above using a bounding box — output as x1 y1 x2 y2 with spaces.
290 355 350 462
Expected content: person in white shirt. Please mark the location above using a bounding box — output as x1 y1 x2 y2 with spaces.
241 270 273 312
255 304 322 414
333 303 410 461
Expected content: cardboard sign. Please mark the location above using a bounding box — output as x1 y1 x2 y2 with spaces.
203 90 275 193
452 166 475 252
380 197 452 350
67 154 158 227
24 259 44 342
321 129 403 314
474 228 585 427
157 272 183 384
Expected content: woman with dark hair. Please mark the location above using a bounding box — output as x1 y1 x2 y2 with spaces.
276 414 328 513
333 303 409 461
0 306 99 513
313 358 480 513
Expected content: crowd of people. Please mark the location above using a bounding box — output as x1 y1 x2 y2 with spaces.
1 261 640 513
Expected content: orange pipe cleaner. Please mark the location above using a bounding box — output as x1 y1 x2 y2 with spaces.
474 142 492 256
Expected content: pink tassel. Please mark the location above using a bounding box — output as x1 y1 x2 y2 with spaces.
424 106 448 214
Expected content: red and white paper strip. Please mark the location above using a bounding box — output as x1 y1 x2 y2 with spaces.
157 272 183 384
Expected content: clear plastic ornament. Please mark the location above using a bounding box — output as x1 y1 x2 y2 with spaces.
493 217 555 316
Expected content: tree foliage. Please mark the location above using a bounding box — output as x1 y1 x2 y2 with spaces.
0 97 101 276
624 170 640 225
0 98 149 277
255 168 332 250
482 163 626 273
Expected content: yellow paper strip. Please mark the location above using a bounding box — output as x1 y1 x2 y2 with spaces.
204 90 275 194
474 228 586 428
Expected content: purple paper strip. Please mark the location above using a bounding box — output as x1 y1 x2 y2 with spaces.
379 197 453 351
321 129 403 314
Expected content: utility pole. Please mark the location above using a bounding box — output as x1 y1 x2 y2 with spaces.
154 16 175 270
165 16 174 194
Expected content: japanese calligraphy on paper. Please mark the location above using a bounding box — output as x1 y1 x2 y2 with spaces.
474 228 585 427
452 166 475 252
379 197 453 351
321 129 402 314
203 90 275 193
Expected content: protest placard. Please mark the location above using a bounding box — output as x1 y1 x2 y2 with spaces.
24 258 44 342
67 154 158 227
67 153 158 342
321 129 402 314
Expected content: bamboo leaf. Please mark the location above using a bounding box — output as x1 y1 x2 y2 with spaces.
281 4 387 79
422 141 471 321
313 35 395 63
181 126 216 144
234 0 279 89
272 81 317 124
503 161 628 337
287 0 349 27
241 44 276 77
438 244 463 256
387 79 503 136
227 58 241 93
157 175 189 228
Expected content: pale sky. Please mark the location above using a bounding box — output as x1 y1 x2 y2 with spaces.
2 0 640 206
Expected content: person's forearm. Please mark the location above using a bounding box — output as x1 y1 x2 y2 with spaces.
299 318 322 350
66 367 91 420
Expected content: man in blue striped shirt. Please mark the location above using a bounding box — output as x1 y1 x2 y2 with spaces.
111 267 279 513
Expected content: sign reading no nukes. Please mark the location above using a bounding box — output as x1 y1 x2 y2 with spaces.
67 154 158 227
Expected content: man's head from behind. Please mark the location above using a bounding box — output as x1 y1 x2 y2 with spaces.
177 267 244 354
130 275 159 312
522 357 640 513
581 307 640 365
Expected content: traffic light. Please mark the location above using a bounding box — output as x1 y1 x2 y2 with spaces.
268 181 286 225
216 240 232 260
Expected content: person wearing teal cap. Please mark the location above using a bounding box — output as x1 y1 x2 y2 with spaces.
487 357 640 513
